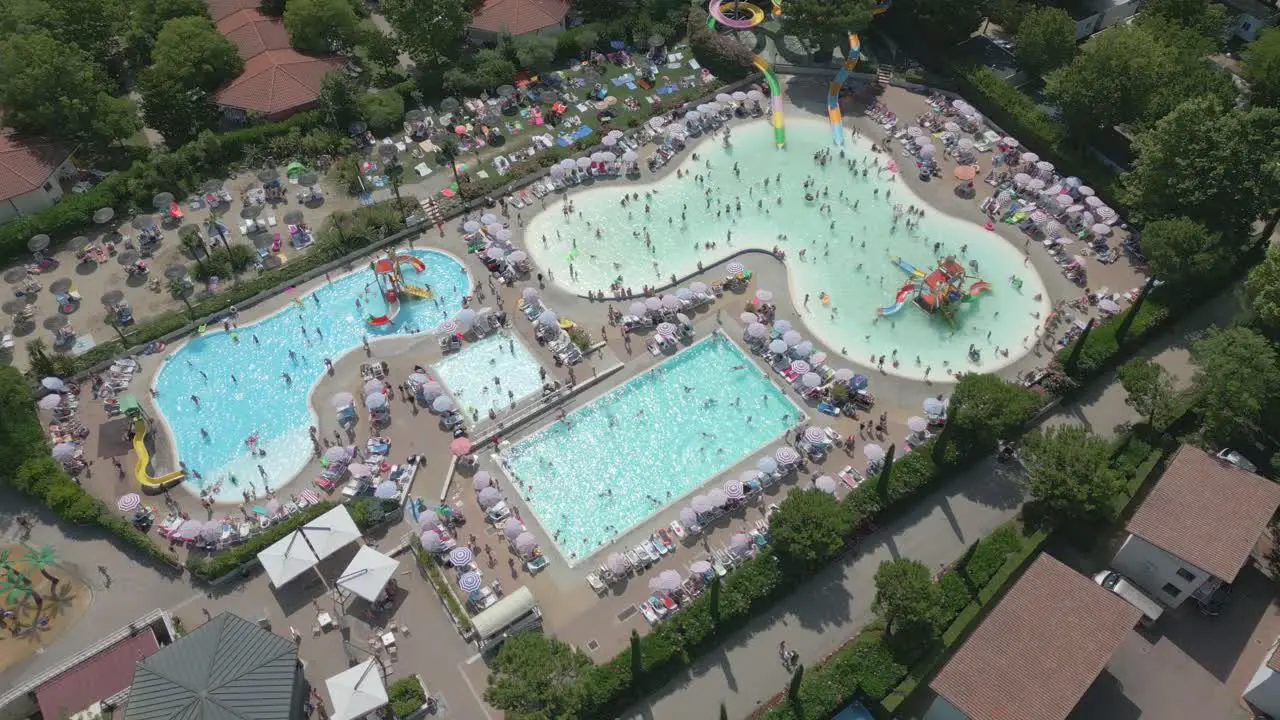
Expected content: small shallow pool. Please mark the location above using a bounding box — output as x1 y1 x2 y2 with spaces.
502 333 799 565
432 333 544 418
153 249 469 502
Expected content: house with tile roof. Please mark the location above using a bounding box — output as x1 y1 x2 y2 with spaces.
469 0 570 40
205 0 341 121
1111 445 1280 609
0 129 77 225
925 554 1141 720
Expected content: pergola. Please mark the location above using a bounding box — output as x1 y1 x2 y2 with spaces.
325 659 388 720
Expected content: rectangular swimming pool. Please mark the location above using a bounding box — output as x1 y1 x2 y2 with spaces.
502 332 801 566
433 333 544 417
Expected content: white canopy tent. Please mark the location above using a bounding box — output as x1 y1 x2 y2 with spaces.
337 545 400 602
302 505 362 560
325 659 388 720
257 530 322 587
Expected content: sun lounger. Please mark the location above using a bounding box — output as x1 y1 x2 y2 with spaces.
655 594 677 612
712 556 728 576
625 549 645 570
634 543 656 564
587 573 607 593
669 521 686 540
648 598 667 617
639 601 659 624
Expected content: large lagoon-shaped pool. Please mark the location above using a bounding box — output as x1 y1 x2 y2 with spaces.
525 117 1051 380
153 249 469 502
502 333 800 566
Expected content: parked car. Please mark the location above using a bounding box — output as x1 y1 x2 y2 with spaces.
1217 448 1259 474
1094 569 1164 626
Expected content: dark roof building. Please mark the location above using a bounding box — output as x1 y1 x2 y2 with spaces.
122 613 304 720
928 554 1140 720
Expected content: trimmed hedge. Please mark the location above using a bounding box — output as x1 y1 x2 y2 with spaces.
185 501 334 581
388 677 427 718
411 542 475 633
0 112 352 268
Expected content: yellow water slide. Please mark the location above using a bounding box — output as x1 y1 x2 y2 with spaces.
132 417 187 488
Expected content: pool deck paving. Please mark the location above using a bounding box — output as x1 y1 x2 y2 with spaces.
18 74 1162 719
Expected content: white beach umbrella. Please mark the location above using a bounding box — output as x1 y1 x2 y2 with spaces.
815 476 837 494
746 322 768 338
907 416 928 434
772 319 792 333
863 444 886 462
802 372 822 388
782 330 802 346
769 338 788 354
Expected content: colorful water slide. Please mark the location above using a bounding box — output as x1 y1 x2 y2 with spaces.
399 283 434 299
891 256 925 278
879 301 905 316
706 0 786 149
367 296 400 326
878 280 915 316
395 254 426 272
827 33 862 145
132 417 187 488
963 280 993 302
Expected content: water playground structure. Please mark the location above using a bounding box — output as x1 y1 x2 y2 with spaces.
120 395 188 490
707 0 890 150
367 253 434 327
879 256 992 323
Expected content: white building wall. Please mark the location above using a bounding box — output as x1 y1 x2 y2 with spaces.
0 159 70 225
1111 534 1212 608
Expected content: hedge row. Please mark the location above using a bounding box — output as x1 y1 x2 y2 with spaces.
0 366 178 567
0 112 351 269
184 501 334 580
411 543 474 633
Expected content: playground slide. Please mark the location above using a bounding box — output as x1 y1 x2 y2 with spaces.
395 254 426 272
891 256 925 278
878 301 905 316
752 56 786 149
400 283 434 299
132 417 186 488
367 297 400 326
827 33 862 145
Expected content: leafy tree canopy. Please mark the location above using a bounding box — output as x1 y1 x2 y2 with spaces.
358 89 405 135
780 0 877 60
769 488 854 574
1243 28 1280 108
359 23 401 72
484 632 594 719
137 73 216 148
1136 0 1227 51
891 0 983 48
151 16 244 90
1140 217 1227 286
1014 6 1077 77
284 0 360 54
873 558 942 636
1120 96 1280 233
124 0 210 65
1023 424 1124 526
318 71 361 130
1117 358 1178 428
381 0 469 65
1248 243 1280 338
946 373 1040 452
1190 326 1280 448
514 35 557 73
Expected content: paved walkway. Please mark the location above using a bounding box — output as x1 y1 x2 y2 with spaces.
621 288 1245 719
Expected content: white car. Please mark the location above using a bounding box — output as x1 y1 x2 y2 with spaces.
1216 448 1259 473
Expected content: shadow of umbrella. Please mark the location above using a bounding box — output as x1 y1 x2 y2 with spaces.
649 34 665 48
117 250 139 266
101 290 124 306
203 179 224 193
152 192 174 211
348 120 367 137
43 315 67 330
378 144 398 161
297 172 319 187
28 234 50 254
71 236 92 254
440 97 459 114
132 215 158 232
257 168 278 183
4 267 28 284
2 299 30 315
93 207 115 225
497 85 515 99
49 278 73 294
240 204 263 219
404 109 426 124
261 254 284 269
164 263 189 281
283 210 305 225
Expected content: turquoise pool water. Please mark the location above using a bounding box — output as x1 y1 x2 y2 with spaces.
432 333 544 418
502 333 799 565
524 116 1051 381
153 249 469 502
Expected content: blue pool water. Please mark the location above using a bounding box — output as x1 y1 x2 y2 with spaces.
524 117 1052 381
502 333 800 565
153 249 469 502
432 333 545 417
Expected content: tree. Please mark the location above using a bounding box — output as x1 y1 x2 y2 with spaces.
381 0 469 65
137 74 216 148
709 573 721 624
630 628 642 682
358 89 405 135
473 49 517 91
360 24 401 73
91 95 142 149
437 135 462 187
769 488 853 574
22 544 60 592
484 632 594 718
318 71 360 130
1248 244 1280 337
5 0 125 75
514 35 557 73
1022 425 1124 526
889 0 982 48
1014 6 1077 78
151 16 243 90
941 373 1040 456
1140 217 1227 286
1045 25 1170 133
873 558 941 637
1117 359 1178 428
787 664 804 704
124 0 209 66
1121 96 1280 234
1137 0 1227 50
168 278 195 316
1243 28 1280 108
284 0 360 53
780 0 877 60
0 33 121 147
1190 326 1280 448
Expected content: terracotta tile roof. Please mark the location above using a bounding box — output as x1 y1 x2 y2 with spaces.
214 50 340 114
205 0 258 23
34 627 160 719
1127 445 1280 581
1267 638 1280 673
217 9 291 59
930 554 1140 720
0 128 72 202
470 0 567 35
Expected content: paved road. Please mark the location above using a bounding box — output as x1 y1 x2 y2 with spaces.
621 289 1245 720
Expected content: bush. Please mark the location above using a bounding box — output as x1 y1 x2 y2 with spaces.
961 524 1022 587
187 501 333 580
688 9 754 82
192 244 260 282
347 496 401 527
411 544 474 633
0 112 353 269
387 677 426 718
359 89 406 135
